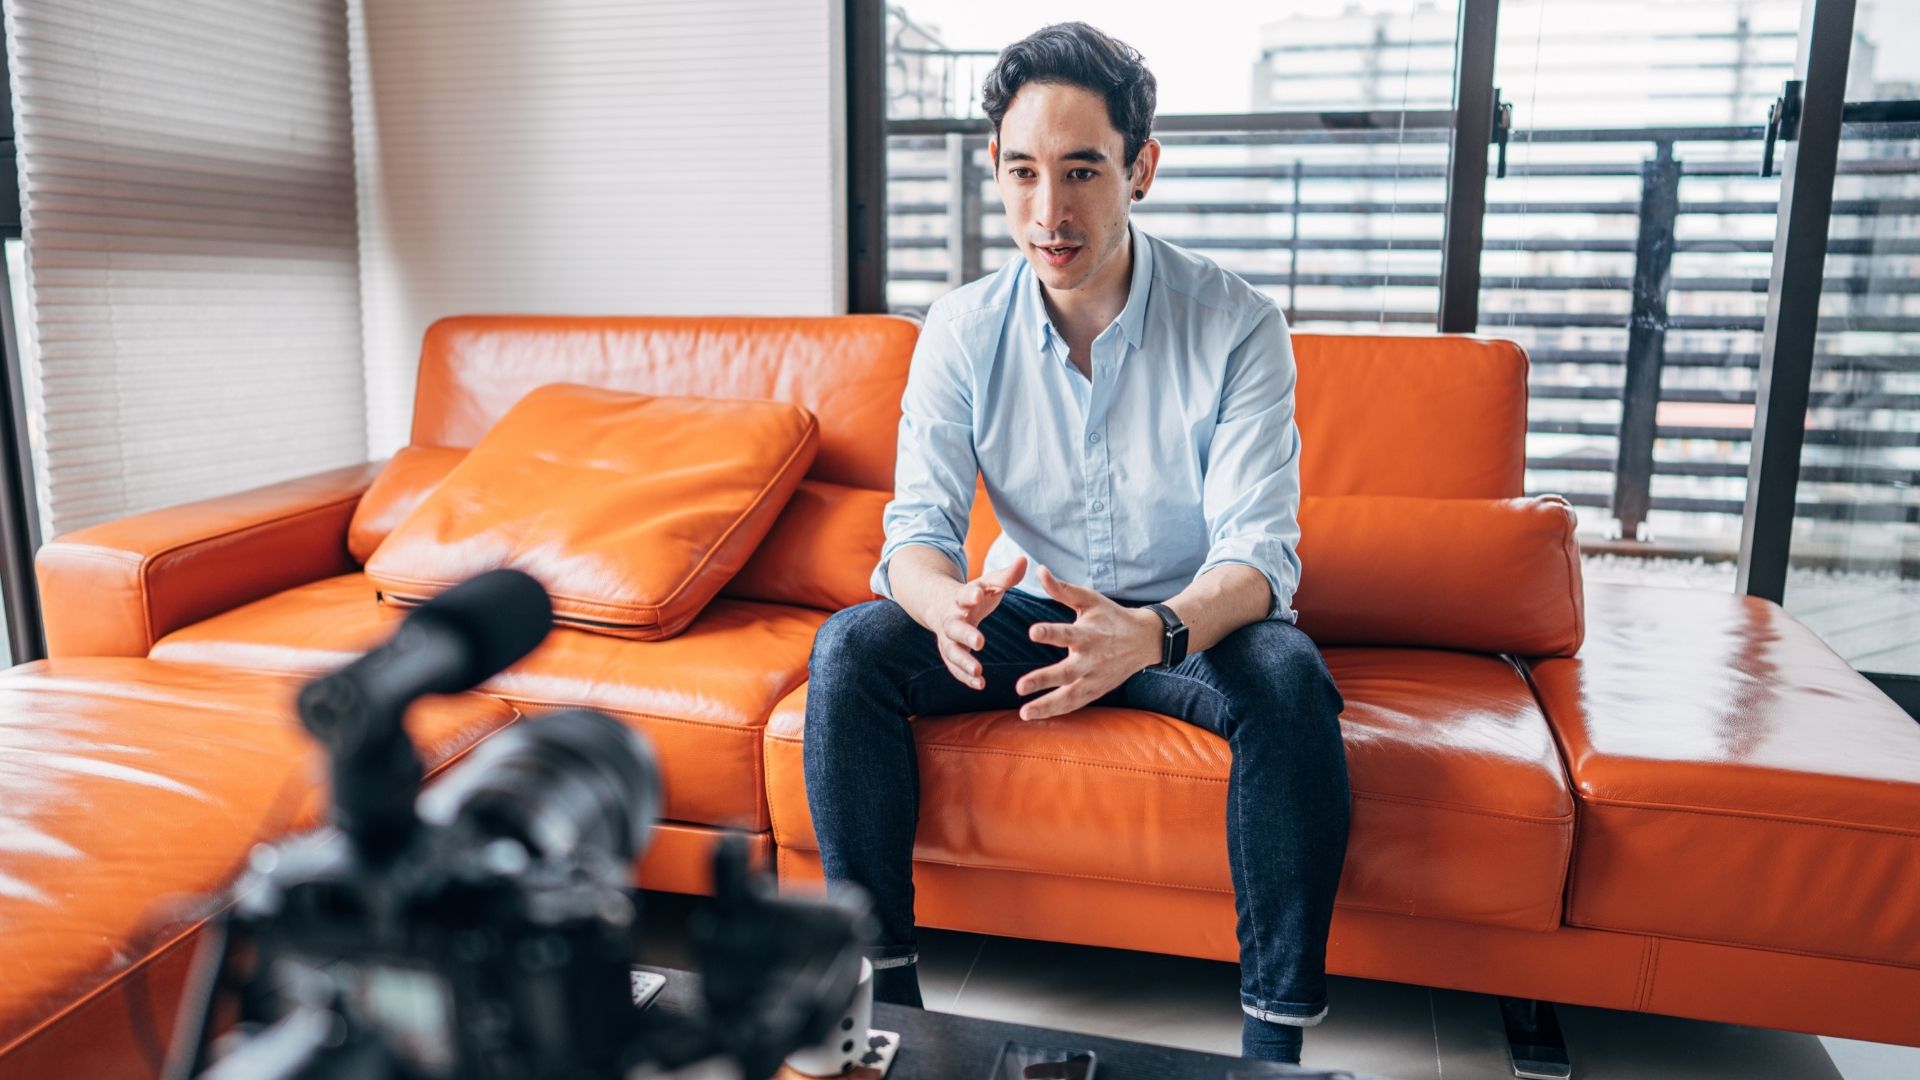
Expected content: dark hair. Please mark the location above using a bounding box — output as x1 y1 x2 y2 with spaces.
981 22 1157 168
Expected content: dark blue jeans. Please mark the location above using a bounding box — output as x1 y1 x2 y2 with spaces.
802 588 1351 1025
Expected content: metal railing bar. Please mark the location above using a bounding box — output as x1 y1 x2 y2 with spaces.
1527 350 1920 371
1528 457 1920 485
1531 384 1920 411
1532 489 1920 524
886 109 1457 138
890 198 1919 218
1529 420 1920 447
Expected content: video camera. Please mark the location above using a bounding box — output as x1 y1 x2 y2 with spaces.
163 569 876 1080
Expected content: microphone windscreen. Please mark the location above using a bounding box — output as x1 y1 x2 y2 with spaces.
405 569 554 688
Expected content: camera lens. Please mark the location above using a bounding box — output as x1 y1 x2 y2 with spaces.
419 709 660 868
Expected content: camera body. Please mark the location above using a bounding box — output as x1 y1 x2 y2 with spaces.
167 571 874 1080
220 720 648 1080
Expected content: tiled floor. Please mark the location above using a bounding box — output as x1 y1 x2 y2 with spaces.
637 892 1919 1079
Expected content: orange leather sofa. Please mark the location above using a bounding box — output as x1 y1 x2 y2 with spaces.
3 315 1916 1077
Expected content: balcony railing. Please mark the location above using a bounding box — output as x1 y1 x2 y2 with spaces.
882 123 1920 565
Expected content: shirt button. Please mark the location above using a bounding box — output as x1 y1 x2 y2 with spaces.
1091 501 1104 512
1087 433 1101 445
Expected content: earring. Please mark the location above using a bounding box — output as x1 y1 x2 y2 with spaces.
1133 189 1144 201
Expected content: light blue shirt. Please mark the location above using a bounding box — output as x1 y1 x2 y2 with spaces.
873 222 1303 624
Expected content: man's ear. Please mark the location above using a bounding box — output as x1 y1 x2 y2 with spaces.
988 136 999 172
1130 137 1163 201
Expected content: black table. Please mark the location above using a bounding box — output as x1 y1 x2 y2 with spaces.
639 965 1392 1080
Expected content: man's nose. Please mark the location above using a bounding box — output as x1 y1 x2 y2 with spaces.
1032 177 1068 232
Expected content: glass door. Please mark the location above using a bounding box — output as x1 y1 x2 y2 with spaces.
1739 0 1920 713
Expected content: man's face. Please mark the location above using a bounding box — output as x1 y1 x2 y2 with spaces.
991 81 1157 295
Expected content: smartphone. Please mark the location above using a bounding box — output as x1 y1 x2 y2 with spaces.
990 1040 1097 1080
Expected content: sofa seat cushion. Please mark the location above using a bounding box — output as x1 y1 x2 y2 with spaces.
0 658 516 1058
1528 582 1920 968
151 574 826 831
766 645 1575 932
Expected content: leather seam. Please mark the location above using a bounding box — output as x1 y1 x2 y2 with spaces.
1565 916 1920 972
136 493 364 568
755 678 805 835
138 493 366 645
370 568 667 626
1556 500 1582 656
780 847 1562 932
1513 655 1585 931
1642 937 1662 1010
38 543 144 566
1580 796 1920 840
1641 936 1656 1009
495 694 774 736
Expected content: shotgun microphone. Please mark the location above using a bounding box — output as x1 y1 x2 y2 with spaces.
296 568 553 854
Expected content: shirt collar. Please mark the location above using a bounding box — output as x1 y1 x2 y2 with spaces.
1031 220 1154 352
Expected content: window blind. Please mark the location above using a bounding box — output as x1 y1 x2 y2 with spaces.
349 0 847 455
4 0 367 537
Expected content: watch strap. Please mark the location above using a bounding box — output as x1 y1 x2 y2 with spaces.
1144 602 1189 668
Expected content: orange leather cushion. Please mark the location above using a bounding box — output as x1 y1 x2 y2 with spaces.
0 659 515 1061
409 315 917 491
1528 582 1920 968
345 451 883 614
1292 334 1529 498
765 645 1575 932
151 574 826 832
1294 495 1584 656
366 384 819 640
719 480 888 612
347 445 468 565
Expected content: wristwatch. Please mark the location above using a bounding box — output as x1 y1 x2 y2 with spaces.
1144 602 1190 669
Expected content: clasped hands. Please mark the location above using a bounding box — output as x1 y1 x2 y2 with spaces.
933 555 1163 721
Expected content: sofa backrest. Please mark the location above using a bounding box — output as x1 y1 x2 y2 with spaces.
367 317 1568 648
1292 333 1528 498
410 314 918 491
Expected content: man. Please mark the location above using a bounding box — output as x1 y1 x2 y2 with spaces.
803 22 1350 1065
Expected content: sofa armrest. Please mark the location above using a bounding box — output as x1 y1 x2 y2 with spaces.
35 462 385 657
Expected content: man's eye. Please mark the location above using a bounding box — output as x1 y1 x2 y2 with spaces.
1070 169 1096 181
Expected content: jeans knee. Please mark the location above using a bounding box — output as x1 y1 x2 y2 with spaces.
809 600 917 683
1216 624 1345 729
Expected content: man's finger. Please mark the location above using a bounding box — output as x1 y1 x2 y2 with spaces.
942 615 986 653
1036 565 1098 611
938 636 984 689
1015 658 1075 697
944 616 985 651
983 555 1028 590
1027 620 1083 648
1020 683 1083 721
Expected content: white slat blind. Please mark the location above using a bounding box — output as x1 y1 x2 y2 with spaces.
4 0 368 538
349 0 847 455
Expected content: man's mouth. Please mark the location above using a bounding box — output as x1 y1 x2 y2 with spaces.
1036 243 1081 268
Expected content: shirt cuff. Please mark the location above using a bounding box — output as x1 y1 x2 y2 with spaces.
1197 556 1298 624
873 540 971 600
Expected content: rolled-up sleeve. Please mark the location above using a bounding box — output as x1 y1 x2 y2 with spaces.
1197 301 1303 623
872 302 978 599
